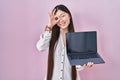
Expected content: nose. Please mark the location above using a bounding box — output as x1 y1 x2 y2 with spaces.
59 17 64 22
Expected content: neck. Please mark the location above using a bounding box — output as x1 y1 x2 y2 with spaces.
60 28 68 35
60 28 68 47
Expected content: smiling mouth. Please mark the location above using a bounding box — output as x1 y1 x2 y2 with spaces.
60 22 66 26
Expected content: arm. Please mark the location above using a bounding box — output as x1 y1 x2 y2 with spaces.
36 10 60 51
36 30 52 51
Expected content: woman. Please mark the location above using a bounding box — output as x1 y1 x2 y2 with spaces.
36 4 94 80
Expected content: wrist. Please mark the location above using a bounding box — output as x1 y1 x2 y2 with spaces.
45 25 52 31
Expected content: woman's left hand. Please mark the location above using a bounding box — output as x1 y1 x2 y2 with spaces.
82 62 94 68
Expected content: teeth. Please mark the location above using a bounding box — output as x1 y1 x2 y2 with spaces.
60 22 65 26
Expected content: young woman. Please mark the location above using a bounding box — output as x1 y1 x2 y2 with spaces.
36 4 94 80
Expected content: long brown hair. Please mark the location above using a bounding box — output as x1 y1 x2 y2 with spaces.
47 4 76 80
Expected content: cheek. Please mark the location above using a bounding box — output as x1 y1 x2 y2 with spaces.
66 18 70 26
67 19 70 24
63 17 68 21
65 16 70 24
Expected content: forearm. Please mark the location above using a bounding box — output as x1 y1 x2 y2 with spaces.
36 30 52 51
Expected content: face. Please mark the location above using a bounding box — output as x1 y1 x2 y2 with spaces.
55 10 71 30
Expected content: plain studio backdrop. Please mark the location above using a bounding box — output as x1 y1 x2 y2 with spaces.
0 0 120 80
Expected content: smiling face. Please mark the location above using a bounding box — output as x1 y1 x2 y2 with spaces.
55 10 71 30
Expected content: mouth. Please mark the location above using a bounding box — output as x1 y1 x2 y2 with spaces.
59 21 66 26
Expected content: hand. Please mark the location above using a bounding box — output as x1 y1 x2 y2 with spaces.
82 62 94 68
47 9 60 28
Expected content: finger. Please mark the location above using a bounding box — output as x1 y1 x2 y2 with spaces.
88 62 93 67
49 11 56 20
48 12 52 17
55 17 58 20
87 62 92 68
55 17 60 24
88 62 93 65
52 9 56 15
54 15 59 21
89 62 94 65
91 62 94 66
86 63 90 68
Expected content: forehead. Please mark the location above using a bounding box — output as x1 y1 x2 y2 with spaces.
55 10 67 16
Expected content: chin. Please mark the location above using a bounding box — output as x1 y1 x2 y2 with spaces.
60 27 67 30
60 26 68 29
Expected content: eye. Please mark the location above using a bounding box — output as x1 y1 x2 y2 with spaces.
55 17 58 20
61 14 65 17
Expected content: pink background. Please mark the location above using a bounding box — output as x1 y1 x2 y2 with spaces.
0 0 120 80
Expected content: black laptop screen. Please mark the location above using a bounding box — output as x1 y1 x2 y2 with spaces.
66 31 97 54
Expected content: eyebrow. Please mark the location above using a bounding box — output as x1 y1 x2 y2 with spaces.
59 13 65 16
55 11 66 17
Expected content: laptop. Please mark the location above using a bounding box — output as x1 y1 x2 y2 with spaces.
66 31 105 66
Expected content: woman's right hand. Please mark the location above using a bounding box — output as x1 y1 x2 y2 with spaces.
47 9 60 29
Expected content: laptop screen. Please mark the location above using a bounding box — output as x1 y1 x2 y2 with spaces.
66 31 97 54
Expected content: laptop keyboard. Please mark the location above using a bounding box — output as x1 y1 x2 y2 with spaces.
69 53 98 59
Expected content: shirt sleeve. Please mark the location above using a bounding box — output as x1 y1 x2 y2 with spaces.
76 65 85 71
36 31 52 51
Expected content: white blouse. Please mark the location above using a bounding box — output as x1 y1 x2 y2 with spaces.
36 31 84 80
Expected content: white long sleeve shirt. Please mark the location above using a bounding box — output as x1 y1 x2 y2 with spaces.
36 31 84 80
